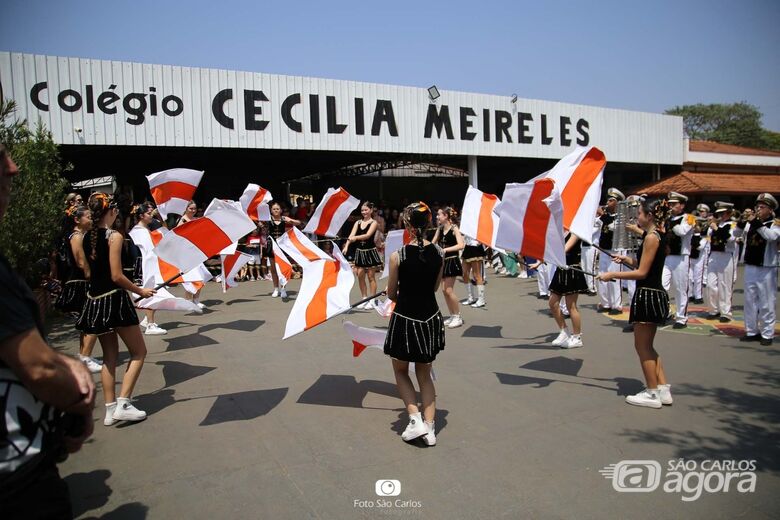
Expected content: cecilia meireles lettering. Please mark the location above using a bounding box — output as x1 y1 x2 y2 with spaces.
28 83 590 146
30 82 183 126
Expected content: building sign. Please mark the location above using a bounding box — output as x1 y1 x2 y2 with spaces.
0 52 683 164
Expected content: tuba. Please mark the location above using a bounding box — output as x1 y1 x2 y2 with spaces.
613 200 642 251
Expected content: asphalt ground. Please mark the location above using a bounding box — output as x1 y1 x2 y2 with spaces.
50 268 780 519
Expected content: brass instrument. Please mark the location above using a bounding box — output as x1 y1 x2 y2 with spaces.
614 200 641 251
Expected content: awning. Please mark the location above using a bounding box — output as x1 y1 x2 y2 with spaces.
632 171 780 196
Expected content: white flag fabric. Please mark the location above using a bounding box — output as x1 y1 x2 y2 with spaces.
380 229 413 279
153 198 256 274
343 321 435 379
271 239 294 287
220 251 253 291
303 187 360 237
495 179 566 267
276 226 331 267
146 168 203 219
239 184 273 222
129 225 209 292
135 287 202 313
531 146 605 242
460 186 501 248
371 298 395 318
283 246 355 339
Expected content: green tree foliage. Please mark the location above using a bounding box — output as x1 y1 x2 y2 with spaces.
665 102 779 151
0 99 69 285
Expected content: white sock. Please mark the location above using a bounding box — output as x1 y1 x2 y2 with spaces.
466 284 474 300
477 285 485 299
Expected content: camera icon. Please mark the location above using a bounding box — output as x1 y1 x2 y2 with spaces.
601 460 661 492
375 479 401 496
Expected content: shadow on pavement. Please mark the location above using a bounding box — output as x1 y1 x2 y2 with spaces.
82 502 149 519
163 333 218 352
157 360 216 388
198 319 265 334
200 387 289 426
390 409 450 448
297 374 398 409
65 469 112 518
462 325 503 339
225 298 255 306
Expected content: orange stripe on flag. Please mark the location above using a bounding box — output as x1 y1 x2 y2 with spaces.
476 193 498 245
247 188 269 221
522 180 554 260
150 181 197 205
314 189 351 235
305 261 340 330
287 229 322 262
224 253 240 275
175 218 233 257
150 230 183 283
560 148 605 229
275 253 293 280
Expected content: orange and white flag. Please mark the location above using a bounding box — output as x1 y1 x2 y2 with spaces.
220 251 253 291
380 229 412 279
283 245 354 339
303 187 360 237
343 321 435 379
154 198 256 274
239 184 273 222
495 179 566 266
135 287 202 313
129 225 209 293
460 186 501 248
271 239 294 287
276 226 331 267
146 168 203 219
532 146 605 242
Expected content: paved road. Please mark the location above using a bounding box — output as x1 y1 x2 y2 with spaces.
51 272 780 519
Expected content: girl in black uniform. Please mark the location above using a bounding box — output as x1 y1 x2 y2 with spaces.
56 205 101 372
461 236 486 307
342 202 381 309
77 193 155 426
599 199 673 409
384 202 444 445
432 207 465 328
265 201 301 298
548 233 589 349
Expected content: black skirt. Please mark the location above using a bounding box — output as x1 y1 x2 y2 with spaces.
384 310 445 363
75 289 140 335
354 247 382 268
55 279 88 314
549 266 589 295
629 287 670 324
462 245 486 262
443 256 462 278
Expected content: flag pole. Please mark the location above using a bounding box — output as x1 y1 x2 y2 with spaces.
133 271 184 303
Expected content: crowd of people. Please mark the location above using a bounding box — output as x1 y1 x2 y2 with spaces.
1 137 778 515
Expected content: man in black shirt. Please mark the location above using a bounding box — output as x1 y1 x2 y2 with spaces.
0 145 95 518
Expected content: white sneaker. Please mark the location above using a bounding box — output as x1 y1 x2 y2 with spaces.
658 384 673 405
196 302 206 309
518 272 529 279
144 323 167 335
401 413 428 441
625 389 662 409
422 421 436 446
447 315 463 328
443 315 453 325
139 316 148 328
113 398 147 422
471 298 485 308
280 288 288 299
561 334 583 349
104 402 117 426
271 288 280 298
551 329 570 346
80 355 103 373
461 296 476 305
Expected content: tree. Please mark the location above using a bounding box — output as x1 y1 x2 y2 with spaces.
665 102 776 150
0 99 69 286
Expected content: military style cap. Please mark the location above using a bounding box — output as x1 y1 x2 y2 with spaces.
667 191 688 203
696 203 710 213
756 193 778 210
606 188 625 201
714 201 734 214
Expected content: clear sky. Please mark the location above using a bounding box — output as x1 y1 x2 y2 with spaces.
2 0 779 130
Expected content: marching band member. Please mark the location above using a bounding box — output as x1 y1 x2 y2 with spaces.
705 202 741 322
738 193 779 346
662 192 695 328
580 208 601 295
596 188 624 315
688 204 709 305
